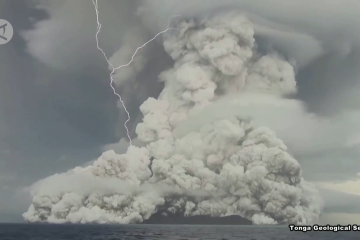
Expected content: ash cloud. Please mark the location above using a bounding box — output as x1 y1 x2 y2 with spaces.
24 12 324 225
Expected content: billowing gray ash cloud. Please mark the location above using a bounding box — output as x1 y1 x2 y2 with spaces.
23 11 323 225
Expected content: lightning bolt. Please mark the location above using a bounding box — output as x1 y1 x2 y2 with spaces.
92 0 180 146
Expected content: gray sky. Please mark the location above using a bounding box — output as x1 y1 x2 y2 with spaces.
1 0 360 223
0 0 120 221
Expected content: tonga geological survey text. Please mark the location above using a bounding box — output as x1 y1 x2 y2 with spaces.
289 224 360 232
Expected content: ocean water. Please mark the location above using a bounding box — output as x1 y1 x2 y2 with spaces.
0 224 358 240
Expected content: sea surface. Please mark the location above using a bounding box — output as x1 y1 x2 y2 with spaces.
0 224 358 240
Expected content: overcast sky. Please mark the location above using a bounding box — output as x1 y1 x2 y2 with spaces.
1 0 360 223
0 0 122 221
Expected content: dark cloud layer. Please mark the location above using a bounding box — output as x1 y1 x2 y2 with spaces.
0 0 127 221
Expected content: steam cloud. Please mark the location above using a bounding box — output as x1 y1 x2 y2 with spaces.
23 12 323 225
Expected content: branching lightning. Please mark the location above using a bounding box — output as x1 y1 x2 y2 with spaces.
92 0 179 146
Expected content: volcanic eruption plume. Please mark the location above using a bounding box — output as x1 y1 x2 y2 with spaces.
23 11 322 225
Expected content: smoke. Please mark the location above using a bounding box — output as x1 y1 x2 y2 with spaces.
109 25 149 86
23 12 324 225
23 0 360 140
